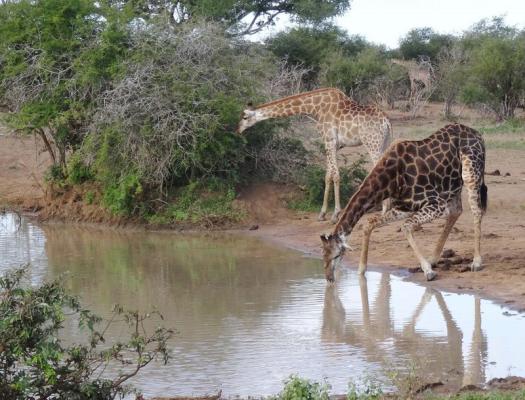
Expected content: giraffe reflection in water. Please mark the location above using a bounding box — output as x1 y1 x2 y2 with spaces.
321 274 487 389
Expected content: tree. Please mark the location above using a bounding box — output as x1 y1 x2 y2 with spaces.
399 27 454 61
267 25 366 86
0 0 129 171
460 18 525 119
320 46 388 102
119 0 351 36
436 44 467 119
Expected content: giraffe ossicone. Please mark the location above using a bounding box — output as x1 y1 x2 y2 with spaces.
237 88 393 223
321 123 487 283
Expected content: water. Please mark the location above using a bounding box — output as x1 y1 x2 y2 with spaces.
1 213 525 397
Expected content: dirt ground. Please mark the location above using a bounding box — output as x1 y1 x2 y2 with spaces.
1 103 525 311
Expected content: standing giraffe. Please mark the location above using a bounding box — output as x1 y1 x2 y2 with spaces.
321 123 487 282
237 88 393 223
390 58 434 100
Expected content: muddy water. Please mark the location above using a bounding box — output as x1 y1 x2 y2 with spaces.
1 213 525 397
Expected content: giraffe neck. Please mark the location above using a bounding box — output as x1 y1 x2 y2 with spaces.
254 88 342 122
332 171 391 237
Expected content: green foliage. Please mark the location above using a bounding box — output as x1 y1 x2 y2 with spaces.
289 158 367 211
147 179 243 227
278 375 331 400
44 164 66 183
477 118 525 135
85 22 297 216
267 25 367 85
67 153 94 185
0 266 173 399
460 31 525 119
102 172 143 216
0 0 130 168
84 190 95 205
398 27 455 61
167 0 351 36
347 379 383 400
321 47 388 100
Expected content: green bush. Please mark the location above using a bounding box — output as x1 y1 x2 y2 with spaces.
147 179 243 227
0 266 172 399
278 375 330 400
67 153 94 185
289 158 368 212
102 172 143 216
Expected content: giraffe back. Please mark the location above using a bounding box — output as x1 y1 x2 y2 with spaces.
373 124 485 212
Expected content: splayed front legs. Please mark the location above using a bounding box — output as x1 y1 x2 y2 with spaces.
359 209 411 274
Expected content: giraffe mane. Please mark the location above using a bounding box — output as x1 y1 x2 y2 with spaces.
254 88 344 109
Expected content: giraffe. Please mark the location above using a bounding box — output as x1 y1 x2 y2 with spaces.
390 58 434 100
320 123 487 282
237 88 393 223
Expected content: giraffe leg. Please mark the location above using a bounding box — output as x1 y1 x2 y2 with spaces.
319 168 332 221
330 169 341 224
461 155 486 272
429 195 462 267
359 208 412 274
402 202 447 281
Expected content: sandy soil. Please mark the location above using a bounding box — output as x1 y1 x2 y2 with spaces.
1 104 525 311
0 121 51 209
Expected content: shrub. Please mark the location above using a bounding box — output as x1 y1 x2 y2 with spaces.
289 158 368 211
102 172 143 216
278 375 330 400
147 178 244 227
84 21 305 215
0 266 172 399
67 153 94 185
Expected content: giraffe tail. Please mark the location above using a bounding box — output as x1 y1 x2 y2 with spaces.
480 181 488 212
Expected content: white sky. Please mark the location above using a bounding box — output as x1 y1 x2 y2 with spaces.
256 0 525 48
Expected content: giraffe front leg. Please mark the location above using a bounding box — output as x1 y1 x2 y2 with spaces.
318 169 332 221
360 208 411 274
330 170 341 224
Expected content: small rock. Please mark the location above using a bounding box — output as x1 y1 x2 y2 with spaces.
441 249 455 258
437 259 452 270
459 384 483 392
450 255 464 265
486 169 501 176
248 224 259 231
505 172 511 177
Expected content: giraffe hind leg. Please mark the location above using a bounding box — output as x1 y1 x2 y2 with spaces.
402 202 448 281
429 195 462 266
461 154 487 271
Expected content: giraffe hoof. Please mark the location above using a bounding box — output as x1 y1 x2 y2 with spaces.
470 263 483 272
425 271 437 281
330 211 341 224
318 212 327 221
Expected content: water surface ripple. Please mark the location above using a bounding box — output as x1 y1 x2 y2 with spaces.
1 213 524 397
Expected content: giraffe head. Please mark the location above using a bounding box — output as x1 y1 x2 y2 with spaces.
237 103 258 134
320 233 351 282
